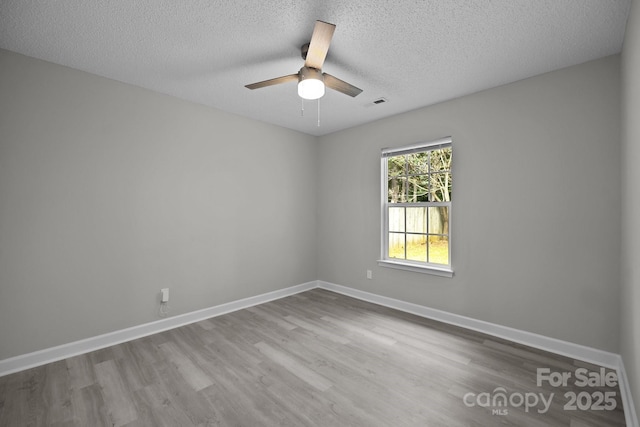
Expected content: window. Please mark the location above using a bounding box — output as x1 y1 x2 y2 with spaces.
379 137 453 277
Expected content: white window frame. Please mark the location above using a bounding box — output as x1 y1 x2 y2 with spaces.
378 137 454 277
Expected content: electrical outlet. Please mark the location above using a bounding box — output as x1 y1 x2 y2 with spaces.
366 270 372 279
160 288 169 303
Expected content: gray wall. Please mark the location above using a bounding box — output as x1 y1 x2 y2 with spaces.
0 49 318 360
0 47 626 369
622 0 640 415
317 55 621 352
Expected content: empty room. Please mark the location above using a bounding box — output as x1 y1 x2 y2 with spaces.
1 1 640 426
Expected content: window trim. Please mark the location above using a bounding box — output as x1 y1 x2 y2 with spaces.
378 137 454 277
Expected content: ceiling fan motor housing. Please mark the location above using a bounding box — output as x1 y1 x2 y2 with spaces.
299 66 323 82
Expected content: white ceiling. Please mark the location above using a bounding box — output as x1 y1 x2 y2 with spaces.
0 0 632 136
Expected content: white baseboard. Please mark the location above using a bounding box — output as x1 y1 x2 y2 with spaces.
317 281 619 367
617 355 640 427
0 281 316 377
317 280 638 427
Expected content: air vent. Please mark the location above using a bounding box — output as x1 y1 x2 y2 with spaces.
373 98 387 105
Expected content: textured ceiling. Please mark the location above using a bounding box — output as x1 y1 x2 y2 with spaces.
0 0 632 136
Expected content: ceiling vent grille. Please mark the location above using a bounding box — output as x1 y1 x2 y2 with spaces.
373 98 387 105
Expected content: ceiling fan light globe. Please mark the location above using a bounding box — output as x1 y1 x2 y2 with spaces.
298 79 325 100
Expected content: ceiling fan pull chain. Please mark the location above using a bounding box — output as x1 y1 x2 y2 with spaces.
317 99 320 127
301 98 304 117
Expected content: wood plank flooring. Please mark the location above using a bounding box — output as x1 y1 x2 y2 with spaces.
0 289 627 426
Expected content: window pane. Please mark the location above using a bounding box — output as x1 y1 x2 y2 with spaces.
429 172 452 202
388 207 405 232
388 233 405 259
388 156 405 176
428 235 449 265
382 141 452 269
407 152 429 174
388 177 407 203
407 175 429 202
406 207 426 233
406 234 427 262
428 206 449 235
430 147 452 172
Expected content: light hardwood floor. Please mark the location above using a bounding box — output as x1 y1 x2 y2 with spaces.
0 289 627 426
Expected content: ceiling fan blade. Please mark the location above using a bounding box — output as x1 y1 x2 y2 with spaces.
305 21 336 70
323 73 363 97
245 74 299 90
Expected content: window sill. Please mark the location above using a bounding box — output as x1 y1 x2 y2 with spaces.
377 259 454 278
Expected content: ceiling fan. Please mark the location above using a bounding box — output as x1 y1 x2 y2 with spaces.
245 20 363 100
